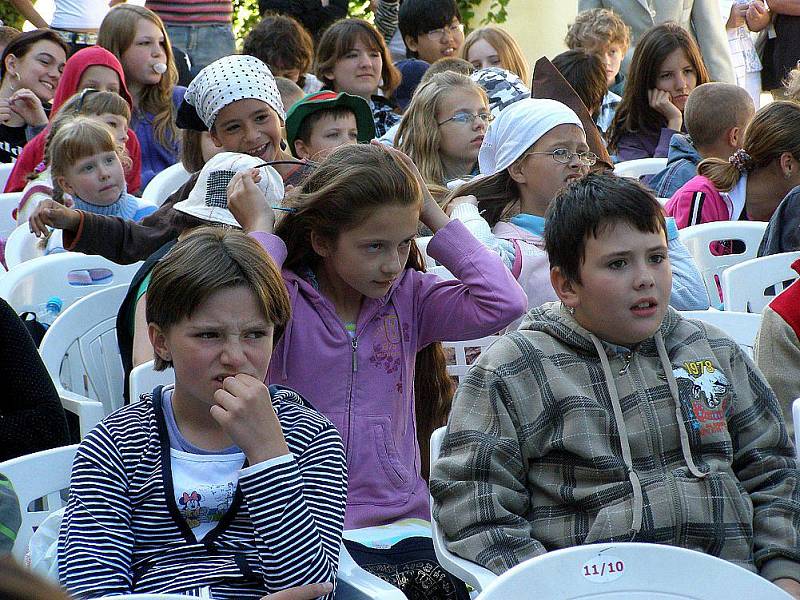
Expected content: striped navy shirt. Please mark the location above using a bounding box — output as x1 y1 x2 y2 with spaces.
59 385 346 599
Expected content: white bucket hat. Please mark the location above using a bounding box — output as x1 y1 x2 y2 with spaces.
173 152 285 228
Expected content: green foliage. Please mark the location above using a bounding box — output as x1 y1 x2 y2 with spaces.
458 0 510 25
0 3 25 31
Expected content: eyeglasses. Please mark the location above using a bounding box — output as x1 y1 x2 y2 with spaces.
425 23 464 42
437 111 494 127
524 148 598 166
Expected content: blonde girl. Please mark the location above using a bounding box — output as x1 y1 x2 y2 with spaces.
98 4 184 188
315 18 401 137
460 25 530 85
667 100 800 227
396 71 490 190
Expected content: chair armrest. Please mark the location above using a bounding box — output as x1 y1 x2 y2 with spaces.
336 544 406 599
58 388 104 438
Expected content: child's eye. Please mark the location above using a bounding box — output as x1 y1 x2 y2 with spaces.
649 254 666 264
105 156 116 164
224 124 240 133
244 330 267 339
197 332 218 339
608 259 626 270
82 164 94 173
366 243 383 252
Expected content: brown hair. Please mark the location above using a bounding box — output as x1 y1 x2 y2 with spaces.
698 100 800 192
243 14 314 86
551 49 607 118
98 4 179 153
607 22 709 153
420 56 474 85
0 555 72 600
0 28 67 82
446 170 519 226
315 19 401 98
565 8 631 53
461 25 531 85
275 144 454 479
147 227 292 371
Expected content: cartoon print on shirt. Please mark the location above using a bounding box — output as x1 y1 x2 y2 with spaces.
179 491 203 528
177 482 236 529
673 360 732 437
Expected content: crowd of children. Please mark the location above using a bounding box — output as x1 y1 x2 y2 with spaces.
0 1 799 599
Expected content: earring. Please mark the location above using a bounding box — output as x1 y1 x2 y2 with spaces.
563 303 575 315
786 169 792 180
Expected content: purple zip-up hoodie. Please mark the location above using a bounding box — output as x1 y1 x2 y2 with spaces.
251 220 527 529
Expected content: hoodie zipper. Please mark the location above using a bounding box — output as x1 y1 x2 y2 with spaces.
619 352 633 375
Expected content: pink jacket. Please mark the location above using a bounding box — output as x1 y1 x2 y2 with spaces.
252 220 527 529
665 175 738 228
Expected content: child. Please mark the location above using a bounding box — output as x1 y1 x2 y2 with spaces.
431 173 800 597
4 45 142 195
447 98 708 316
551 50 608 127
649 82 754 199
226 142 526 595
285 90 376 160
667 100 800 227
565 8 630 133
243 14 323 95
399 0 464 65
40 117 155 255
98 4 185 188
315 19 401 137
396 71 490 188
607 23 710 162
59 227 346 598
275 76 305 114
461 25 530 84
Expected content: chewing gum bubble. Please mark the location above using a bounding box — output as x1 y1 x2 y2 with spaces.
152 63 167 75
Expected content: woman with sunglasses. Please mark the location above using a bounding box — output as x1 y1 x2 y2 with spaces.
445 98 709 320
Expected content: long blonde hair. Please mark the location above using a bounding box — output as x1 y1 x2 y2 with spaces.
396 71 488 188
698 101 800 192
98 4 179 152
461 25 531 85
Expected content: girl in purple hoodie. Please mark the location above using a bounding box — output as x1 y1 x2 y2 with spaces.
228 142 527 599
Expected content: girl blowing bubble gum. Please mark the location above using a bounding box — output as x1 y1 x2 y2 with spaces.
224 141 526 597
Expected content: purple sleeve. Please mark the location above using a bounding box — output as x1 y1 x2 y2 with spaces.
249 231 288 268
415 219 528 348
654 128 678 158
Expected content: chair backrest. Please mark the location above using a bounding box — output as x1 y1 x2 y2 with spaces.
476 542 790 599
129 359 174 402
720 251 800 313
0 191 23 240
416 236 436 268
0 252 142 317
613 157 667 179
679 310 762 358
4 224 45 269
442 335 500 383
793 398 800 459
428 426 498 593
0 444 78 562
39 284 128 417
0 163 13 192
141 163 191 207
678 221 768 301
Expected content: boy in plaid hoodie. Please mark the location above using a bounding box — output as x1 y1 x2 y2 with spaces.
431 173 800 597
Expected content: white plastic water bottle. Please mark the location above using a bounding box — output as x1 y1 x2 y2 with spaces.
38 296 63 328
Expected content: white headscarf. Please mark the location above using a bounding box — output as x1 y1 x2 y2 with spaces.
184 55 285 130
478 98 583 176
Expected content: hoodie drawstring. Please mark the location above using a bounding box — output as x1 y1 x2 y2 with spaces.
589 334 644 534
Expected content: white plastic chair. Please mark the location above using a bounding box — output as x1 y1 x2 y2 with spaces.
429 426 498 593
793 398 800 459
0 251 142 317
0 191 23 239
680 309 762 358
129 359 174 401
678 221 768 302
0 162 13 192
613 157 667 179
3 223 45 268
416 235 436 268
474 542 791 599
441 335 501 383
720 251 800 313
141 162 191 206
0 444 78 562
39 284 128 435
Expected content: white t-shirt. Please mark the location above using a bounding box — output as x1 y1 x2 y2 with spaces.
51 0 110 30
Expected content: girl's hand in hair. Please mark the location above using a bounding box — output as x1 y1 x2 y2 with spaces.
211 373 290 465
227 168 275 234
647 88 683 131
260 582 334 600
7 89 48 127
371 141 451 233
28 200 81 237
444 194 479 216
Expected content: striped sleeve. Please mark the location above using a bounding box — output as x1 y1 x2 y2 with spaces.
374 0 400 43
687 191 706 227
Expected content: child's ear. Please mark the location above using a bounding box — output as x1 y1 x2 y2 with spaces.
507 160 528 185
727 125 741 150
403 35 419 53
294 139 311 160
310 230 333 258
55 175 74 197
148 323 171 363
550 266 580 309
208 128 225 149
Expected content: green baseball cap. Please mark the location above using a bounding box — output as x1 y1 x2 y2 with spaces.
285 90 377 158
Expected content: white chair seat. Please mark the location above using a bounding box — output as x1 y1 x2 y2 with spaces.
720 251 800 313
0 162 13 193
129 359 174 401
0 191 23 240
3 223 46 269
680 309 761 358
613 157 667 179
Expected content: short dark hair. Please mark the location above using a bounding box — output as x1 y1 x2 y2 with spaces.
243 14 314 79
295 105 356 144
545 173 666 284
551 49 607 118
399 0 461 48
